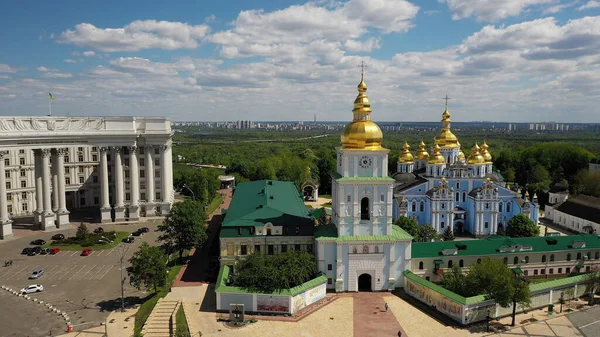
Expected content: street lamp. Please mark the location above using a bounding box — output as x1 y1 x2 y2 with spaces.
182 184 195 200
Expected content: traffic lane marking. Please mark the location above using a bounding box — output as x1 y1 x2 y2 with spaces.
80 265 99 279
69 265 90 280
47 265 72 279
57 265 79 280
96 265 114 280
0 265 29 279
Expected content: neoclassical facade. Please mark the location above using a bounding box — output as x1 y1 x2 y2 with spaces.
0 116 174 239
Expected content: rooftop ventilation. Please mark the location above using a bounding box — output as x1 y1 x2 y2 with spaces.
498 244 533 253
442 248 458 256
268 181 273 185
455 243 467 250
269 196 274 199
545 238 558 245
571 241 586 249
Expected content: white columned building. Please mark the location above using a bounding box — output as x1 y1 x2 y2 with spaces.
0 116 174 239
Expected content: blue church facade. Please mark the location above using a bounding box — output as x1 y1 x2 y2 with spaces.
392 109 539 237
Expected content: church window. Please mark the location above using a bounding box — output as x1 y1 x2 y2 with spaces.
462 192 466 202
380 194 384 202
485 203 490 209
459 260 464 267
419 201 424 212
375 246 379 253
441 203 446 209
455 192 459 202
327 264 332 270
595 252 599 259
347 195 351 202
567 253 571 261
514 256 519 265
411 201 416 212
550 254 555 262
503 257 508 265
456 182 460 189
419 262 423 270
484 222 489 229
328 278 333 285
542 255 546 263
281 245 287 253
499 203 503 212
448 260 453 268
363 245 369 254
267 227 272 236
361 198 370 220
525 256 529 263
268 245 274 255
241 245 247 255
577 252 582 260
254 245 261 253
507 202 511 212
441 222 445 228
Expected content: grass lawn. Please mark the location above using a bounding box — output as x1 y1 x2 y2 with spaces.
175 304 190 336
134 263 183 335
206 195 223 215
42 232 130 250
319 194 332 199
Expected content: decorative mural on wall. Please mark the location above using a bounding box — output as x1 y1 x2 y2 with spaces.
256 295 289 313
291 283 326 313
406 279 463 321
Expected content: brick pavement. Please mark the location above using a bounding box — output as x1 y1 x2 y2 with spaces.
353 292 405 337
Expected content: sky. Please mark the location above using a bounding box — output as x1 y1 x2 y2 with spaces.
1 0 600 123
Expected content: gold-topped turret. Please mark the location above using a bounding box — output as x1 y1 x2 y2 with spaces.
399 142 414 163
341 72 384 150
480 140 493 163
467 143 485 164
435 96 460 149
428 142 445 164
415 140 430 160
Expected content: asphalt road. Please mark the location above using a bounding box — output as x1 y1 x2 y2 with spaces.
0 219 163 337
567 306 600 337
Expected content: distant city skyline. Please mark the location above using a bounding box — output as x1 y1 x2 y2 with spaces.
2 1 600 122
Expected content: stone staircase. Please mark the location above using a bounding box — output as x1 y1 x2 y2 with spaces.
141 299 180 337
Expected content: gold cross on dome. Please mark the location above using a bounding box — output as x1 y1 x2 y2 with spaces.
358 61 368 75
443 95 450 109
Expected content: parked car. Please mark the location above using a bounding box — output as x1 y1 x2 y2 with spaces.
93 227 104 234
131 230 142 237
139 227 150 233
29 269 44 279
20 284 43 294
81 248 92 256
30 239 46 245
40 248 50 255
51 234 65 241
27 246 41 256
122 236 135 243
49 247 61 255
21 247 32 255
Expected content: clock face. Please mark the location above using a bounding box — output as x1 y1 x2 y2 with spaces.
359 156 372 168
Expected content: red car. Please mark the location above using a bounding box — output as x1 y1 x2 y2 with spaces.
81 248 92 256
49 248 61 255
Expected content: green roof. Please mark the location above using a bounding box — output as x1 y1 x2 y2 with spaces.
215 265 328 296
315 224 412 242
412 234 600 259
529 273 589 292
332 172 395 182
220 180 314 238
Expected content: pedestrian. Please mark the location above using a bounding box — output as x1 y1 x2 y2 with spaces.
385 302 389 312
397 331 402 337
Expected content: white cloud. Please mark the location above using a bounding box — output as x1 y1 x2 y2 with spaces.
0 64 17 73
82 51 96 57
542 1 577 14
58 20 210 52
37 66 57 72
64 59 79 63
41 71 73 78
343 38 381 52
578 1 600 10
440 0 554 21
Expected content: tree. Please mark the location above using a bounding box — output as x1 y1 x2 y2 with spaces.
506 214 540 238
318 207 331 226
394 216 419 239
316 153 336 195
76 222 89 242
575 170 600 197
441 266 478 297
586 266 600 305
416 224 440 242
442 227 455 241
234 250 318 293
129 242 168 293
158 199 208 259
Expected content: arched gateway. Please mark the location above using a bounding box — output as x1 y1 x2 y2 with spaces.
358 273 372 291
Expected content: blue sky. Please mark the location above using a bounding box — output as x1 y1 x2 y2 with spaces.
1 0 600 122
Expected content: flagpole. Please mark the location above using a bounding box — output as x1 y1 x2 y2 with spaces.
48 96 52 116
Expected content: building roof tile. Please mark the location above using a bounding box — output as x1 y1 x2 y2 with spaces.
555 195 600 224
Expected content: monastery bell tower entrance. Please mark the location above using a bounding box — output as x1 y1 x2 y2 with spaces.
358 273 372 291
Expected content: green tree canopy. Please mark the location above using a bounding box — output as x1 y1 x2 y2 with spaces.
506 214 540 238
158 199 208 258
394 216 419 239
442 227 455 241
416 224 440 242
575 170 600 197
233 250 318 293
129 242 168 293
75 222 89 241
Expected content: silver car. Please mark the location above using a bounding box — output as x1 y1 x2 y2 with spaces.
29 269 44 279
20 284 43 294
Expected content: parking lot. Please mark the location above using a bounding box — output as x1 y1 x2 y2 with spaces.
0 219 164 337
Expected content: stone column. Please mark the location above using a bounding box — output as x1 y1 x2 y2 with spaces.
55 148 70 227
34 150 43 225
159 144 172 214
113 146 125 221
145 145 155 215
40 149 56 230
51 151 59 212
128 146 140 220
99 147 112 223
0 151 13 239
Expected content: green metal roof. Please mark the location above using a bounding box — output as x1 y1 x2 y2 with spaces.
332 172 395 182
315 225 412 242
220 180 314 238
529 273 589 292
412 234 600 259
215 265 328 296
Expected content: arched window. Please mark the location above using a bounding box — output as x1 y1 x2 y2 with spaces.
455 192 460 202
477 258 482 264
503 257 508 265
507 202 511 212
567 253 571 261
411 201 416 212
363 245 369 254
499 203 503 212
419 261 424 270
587 252 591 260
375 246 379 253
462 192 467 202
448 260 453 268
441 221 445 228
525 256 529 263
595 252 599 260
577 253 582 260
459 259 464 267
361 197 370 220
550 254 555 262
514 256 519 265
542 255 547 263
420 201 424 212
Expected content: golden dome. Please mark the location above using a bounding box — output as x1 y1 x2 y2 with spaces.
435 108 460 148
399 142 414 163
341 74 384 150
428 142 445 164
467 143 485 164
480 141 492 163
457 150 466 161
415 140 430 160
